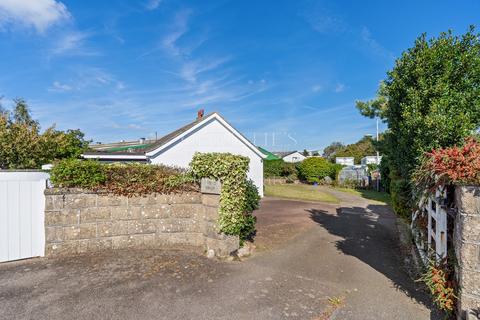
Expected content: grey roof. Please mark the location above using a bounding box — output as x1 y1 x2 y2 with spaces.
84 113 214 156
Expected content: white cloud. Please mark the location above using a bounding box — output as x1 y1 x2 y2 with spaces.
0 0 70 33
162 9 192 56
145 0 161 11
359 26 394 59
312 84 322 92
49 81 72 92
51 31 96 56
334 83 345 93
48 68 125 93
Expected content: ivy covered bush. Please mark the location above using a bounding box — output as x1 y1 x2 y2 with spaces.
190 152 259 240
50 159 197 196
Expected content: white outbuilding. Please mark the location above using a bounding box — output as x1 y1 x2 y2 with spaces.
83 112 266 196
274 151 306 163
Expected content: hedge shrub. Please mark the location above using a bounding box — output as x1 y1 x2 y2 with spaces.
190 152 258 240
263 159 299 179
50 159 106 189
50 159 197 196
298 157 333 183
390 177 411 220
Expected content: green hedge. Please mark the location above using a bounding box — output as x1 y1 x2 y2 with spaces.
190 152 259 241
50 159 196 196
50 159 106 189
263 159 299 178
390 177 411 220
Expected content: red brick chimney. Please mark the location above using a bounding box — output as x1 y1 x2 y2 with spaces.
197 109 205 120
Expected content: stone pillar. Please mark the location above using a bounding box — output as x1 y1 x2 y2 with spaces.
201 193 239 258
454 186 480 319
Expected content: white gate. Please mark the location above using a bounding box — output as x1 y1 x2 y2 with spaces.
411 186 448 264
0 171 49 263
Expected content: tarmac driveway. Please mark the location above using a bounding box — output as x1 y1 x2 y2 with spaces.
0 191 434 319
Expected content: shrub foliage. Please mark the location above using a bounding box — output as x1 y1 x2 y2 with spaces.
356 27 480 216
298 157 334 183
413 137 480 197
190 152 259 240
263 159 297 178
0 99 89 169
50 159 197 196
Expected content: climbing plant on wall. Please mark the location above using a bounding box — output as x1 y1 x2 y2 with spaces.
190 152 258 240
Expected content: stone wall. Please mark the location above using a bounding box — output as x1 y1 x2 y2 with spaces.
44 189 238 258
454 186 480 318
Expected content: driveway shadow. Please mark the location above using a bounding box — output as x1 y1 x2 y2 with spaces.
307 204 437 317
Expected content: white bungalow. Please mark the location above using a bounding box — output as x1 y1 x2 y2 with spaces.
83 112 266 196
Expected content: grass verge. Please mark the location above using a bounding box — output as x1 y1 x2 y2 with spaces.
334 187 392 205
265 184 339 203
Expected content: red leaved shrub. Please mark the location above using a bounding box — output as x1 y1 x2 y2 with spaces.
413 137 480 193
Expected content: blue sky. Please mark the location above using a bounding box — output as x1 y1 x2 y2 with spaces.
0 0 479 151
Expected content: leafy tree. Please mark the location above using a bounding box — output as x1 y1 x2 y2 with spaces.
0 99 90 169
302 149 309 157
356 27 480 217
334 136 376 164
322 141 344 162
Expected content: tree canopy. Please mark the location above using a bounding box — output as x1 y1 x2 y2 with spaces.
356 26 480 217
322 137 376 164
0 99 90 169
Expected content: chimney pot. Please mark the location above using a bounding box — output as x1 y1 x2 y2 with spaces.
197 109 205 119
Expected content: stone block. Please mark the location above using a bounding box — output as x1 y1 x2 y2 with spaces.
76 240 90 254
45 226 63 242
64 193 97 209
171 193 202 204
111 235 144 249
170 204 203 218
128 206 144 219
45 195 64 211
87 238 113 252
456 214 480 243
157 219 200 233
458 293 480 317
205 235 239 257
202 194 220 207
457 242 480 271
127 194 159 206
203 206 219 221
109 206 130 220
127 220 144 234
63 224 96 240
156 233 204 247
45 209 80 226
458 268 480 297
456 186 480 215
143 234 158 249
63 226 80 240
80 207 111 223
204 221 221 238
141 220 158 234
46 241 78 256
140 205 171 219
97 195 128 207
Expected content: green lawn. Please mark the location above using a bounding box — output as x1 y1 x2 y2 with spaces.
264 184 339 203
334 187 392 205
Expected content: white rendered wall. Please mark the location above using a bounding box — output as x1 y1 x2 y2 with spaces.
283 152 306 163
149 118 264 196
